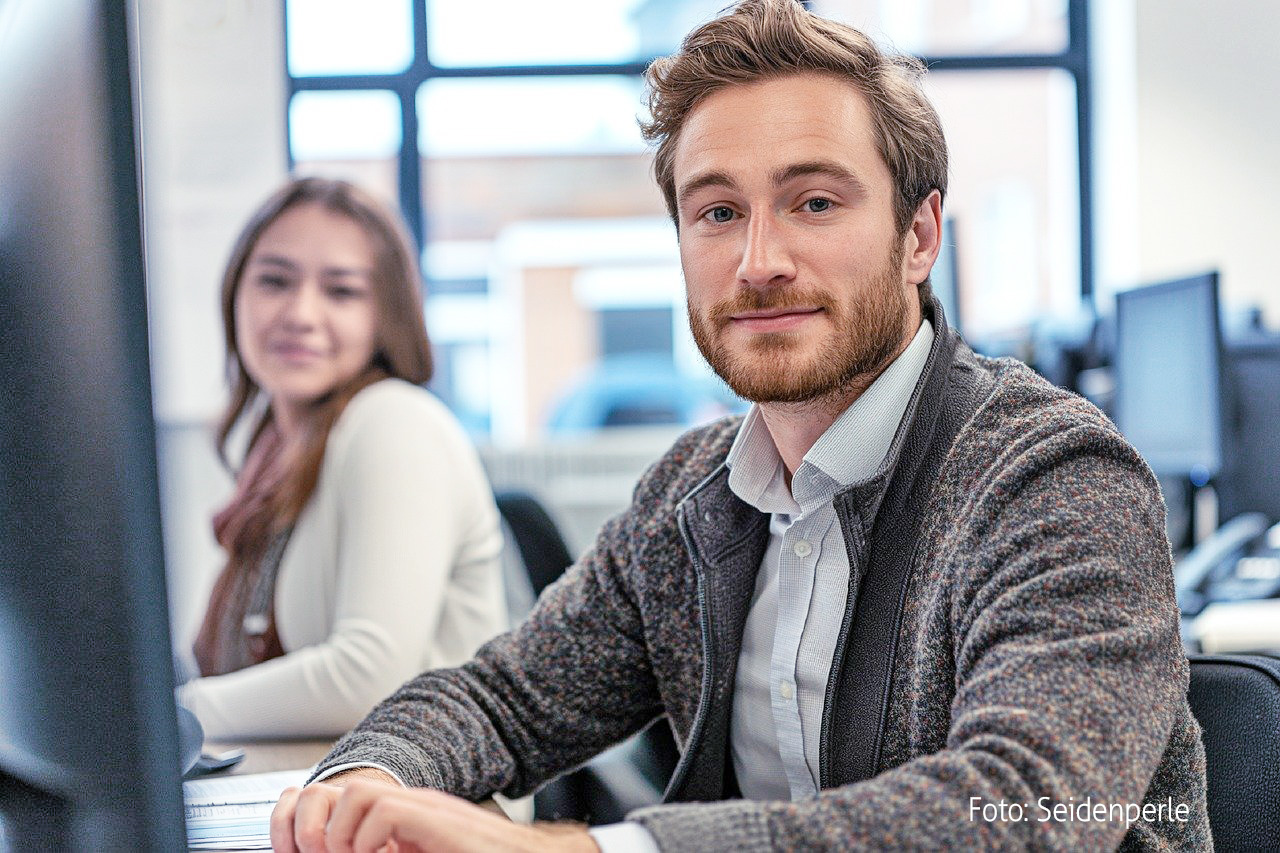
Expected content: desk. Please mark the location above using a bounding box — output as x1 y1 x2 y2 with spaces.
205 739 333 776
201 738 520 819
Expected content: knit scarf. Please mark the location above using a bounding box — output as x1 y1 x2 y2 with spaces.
192 424 291 677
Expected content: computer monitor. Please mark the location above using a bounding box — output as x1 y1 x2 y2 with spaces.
1113 272 1224 481
0 1 186 849
1218 336 1280 524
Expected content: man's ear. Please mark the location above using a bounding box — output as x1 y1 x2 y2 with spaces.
903 190 943 285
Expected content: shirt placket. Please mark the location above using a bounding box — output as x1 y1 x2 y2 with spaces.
768 469 836 800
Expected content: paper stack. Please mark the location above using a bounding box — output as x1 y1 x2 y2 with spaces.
184 768 311 851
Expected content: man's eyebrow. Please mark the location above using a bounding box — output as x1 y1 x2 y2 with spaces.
677 162 868 209
675 170 741 207
772 160 867 192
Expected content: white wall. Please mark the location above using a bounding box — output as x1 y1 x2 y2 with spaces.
1090 0 1139 307
1132 0 1280 324
134 0 289 648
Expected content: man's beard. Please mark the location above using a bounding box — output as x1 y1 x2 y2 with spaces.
687 245 910 404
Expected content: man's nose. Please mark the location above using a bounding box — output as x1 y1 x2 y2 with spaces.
736 213 797 287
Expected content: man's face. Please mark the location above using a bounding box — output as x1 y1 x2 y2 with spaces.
672 73 924 404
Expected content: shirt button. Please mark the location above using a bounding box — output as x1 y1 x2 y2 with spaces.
792 540 812 558
779 681 795 700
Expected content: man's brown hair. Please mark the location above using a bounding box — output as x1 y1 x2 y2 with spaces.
642 0 949 282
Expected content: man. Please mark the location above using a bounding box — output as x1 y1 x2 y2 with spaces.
272 1 1210 850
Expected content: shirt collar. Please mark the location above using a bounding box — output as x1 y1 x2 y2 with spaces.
726 319 935 513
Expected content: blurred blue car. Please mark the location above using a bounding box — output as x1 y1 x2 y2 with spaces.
547 354 747 434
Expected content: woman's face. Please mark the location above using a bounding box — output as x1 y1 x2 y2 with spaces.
234 203 379 424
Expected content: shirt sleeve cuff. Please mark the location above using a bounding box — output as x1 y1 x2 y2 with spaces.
587 821 662 853
309 761 407 787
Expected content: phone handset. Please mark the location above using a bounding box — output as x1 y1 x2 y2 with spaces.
1175 511 1269 615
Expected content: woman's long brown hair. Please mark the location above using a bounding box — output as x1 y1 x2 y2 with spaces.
216 177 434 557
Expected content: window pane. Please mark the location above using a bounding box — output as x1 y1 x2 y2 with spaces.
289 90 401 208
417 76 743 443
925 68 1081 339
287 0 414 76
418 77 647 157
425 0 726 67
811 0 1068 56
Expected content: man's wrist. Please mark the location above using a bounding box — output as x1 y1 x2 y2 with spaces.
311 760 406 788
320 766 399 787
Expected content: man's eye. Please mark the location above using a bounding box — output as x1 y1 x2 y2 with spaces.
704 207 735 224
803 198 833 213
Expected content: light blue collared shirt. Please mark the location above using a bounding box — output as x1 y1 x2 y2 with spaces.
725 319 935 801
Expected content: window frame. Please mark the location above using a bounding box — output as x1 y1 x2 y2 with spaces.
283 0 1094 298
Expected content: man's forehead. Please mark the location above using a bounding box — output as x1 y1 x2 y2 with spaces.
671 74 886 194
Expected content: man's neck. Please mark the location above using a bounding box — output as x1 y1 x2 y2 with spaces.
757 381 871 486
757 323 922 485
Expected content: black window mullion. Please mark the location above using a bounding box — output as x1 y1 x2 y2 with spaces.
398 83 424 247
1068 0 1094 302
921 52 1073 71
282 0 295 173
406 0 430 248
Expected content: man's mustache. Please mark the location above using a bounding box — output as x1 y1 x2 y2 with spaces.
705 286 836 327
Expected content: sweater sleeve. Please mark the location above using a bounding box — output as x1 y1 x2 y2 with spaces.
308 454 682 798
631 417 1193 850
180 383 506 739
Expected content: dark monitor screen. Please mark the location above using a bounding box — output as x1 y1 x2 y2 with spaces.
1218 337 1280 523
1113 273 1223 480
0 0 186 849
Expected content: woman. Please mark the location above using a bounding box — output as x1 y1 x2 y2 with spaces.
179 178 506 739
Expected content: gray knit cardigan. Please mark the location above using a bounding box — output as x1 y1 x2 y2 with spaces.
317 311 1211 852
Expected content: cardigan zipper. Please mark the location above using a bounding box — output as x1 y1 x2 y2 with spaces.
818 500 863 789
662 505 715 801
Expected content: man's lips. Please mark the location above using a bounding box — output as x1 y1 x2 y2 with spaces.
729 306 824 332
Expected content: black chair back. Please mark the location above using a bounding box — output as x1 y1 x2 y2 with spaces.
1187 653 1280 851
494 490 574 597
492 488 678 823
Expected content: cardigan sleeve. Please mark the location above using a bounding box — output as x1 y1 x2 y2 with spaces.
180 381 506 739
301 424 722 798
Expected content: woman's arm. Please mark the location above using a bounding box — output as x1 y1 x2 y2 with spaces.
180 382 506 739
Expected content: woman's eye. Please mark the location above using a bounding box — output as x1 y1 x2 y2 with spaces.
803 197 833 213
257 275 289 290
326 282 370 301
704 206 735 224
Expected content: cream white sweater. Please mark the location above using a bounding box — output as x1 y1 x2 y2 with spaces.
181 379 506 739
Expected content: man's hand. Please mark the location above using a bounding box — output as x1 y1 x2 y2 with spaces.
271 769 396 852
270 778 600 853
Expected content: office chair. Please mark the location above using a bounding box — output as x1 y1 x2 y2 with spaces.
494 491 574 598
493 489 679 824
1187 653 1280 850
